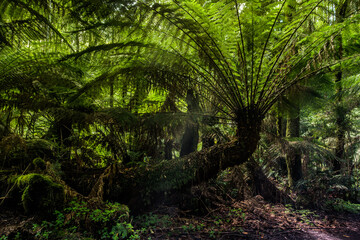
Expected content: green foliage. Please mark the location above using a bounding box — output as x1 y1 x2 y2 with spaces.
295 170 359 208
108 222 139 240
135 213 171 230
326 198 360 214
228 208 246 222
15 173 64 215
208 227 217 239
33 200 134 239
182 223 196 232
0 0 359 228
64 200 129 225
284 204 319 226
26 139 57 159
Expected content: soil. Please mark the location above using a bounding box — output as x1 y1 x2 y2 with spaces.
1 196 360 239
133 195 360 240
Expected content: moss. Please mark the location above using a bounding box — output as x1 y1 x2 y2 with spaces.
16 174 64 215
33 157 46 170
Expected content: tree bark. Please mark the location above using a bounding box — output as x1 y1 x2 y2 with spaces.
93 139 254 207
286 106 302 187
333 0 348 171
164 138 173 160
180 90 199 157
93 114 263 204
88 108 291 209
283 0 303 187
180 122 199 157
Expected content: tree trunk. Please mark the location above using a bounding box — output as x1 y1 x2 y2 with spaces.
286 106 302 187
89 108 292 209
180 122 199 157
164 138 173 160
93 113 263 202
180 90 199 157
334 103 345 171
333 27 345 171
333 0 348 171
93 139 255 207
46 118 73 147
277 115 286 138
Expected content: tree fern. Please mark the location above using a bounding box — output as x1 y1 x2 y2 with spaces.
56 0 359 167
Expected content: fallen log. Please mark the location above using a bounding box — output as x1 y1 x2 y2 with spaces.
89 139 293 209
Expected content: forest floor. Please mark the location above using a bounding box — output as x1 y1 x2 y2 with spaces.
1 195 360 239
131 195 360 240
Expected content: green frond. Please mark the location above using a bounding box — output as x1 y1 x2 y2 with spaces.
62 41 153 61
2 0 74 51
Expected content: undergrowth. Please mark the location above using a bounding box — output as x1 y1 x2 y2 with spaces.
326 198 360 214
32 200 139 240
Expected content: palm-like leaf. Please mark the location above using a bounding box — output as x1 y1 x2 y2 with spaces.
66 1 359 129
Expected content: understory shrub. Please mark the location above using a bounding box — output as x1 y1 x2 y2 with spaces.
295 170 357 207
32 200 137 239
326 198 360 214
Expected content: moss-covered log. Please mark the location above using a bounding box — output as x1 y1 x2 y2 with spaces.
13 174 65 215
89 140 248 204
89 138 291 208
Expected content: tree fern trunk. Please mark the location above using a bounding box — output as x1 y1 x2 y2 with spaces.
91 109 290 208
333 25 345 171
99 114 263 203
180 122 199 157
333 0 348 171
286 106 302 187
164 138 173 160
180 90 199 157
284 0 302 187
334 68 345 171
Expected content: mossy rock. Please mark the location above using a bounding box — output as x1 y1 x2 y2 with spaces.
33 157 46 170
16 174 64 215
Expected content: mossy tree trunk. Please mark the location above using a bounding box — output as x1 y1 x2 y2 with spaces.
91 107 291 208
93 139 256 207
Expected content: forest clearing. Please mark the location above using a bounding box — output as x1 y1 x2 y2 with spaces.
0 0 360 239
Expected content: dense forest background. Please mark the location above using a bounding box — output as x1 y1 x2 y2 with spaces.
0 0 360 239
